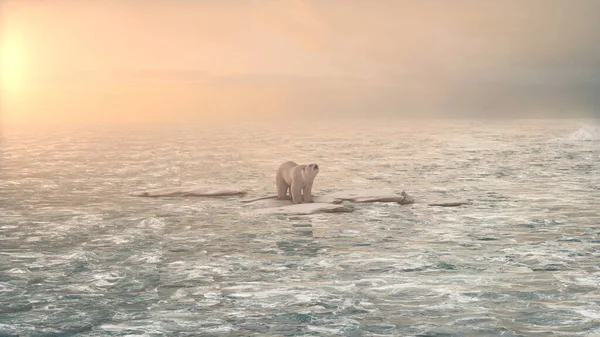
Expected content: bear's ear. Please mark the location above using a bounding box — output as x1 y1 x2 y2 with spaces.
313 164 319 170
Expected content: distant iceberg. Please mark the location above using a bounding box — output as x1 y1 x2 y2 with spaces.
566 125 600 141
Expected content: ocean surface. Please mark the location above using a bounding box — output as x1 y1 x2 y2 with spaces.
1 118 599 336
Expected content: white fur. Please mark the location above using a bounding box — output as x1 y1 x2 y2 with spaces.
276 161 319 204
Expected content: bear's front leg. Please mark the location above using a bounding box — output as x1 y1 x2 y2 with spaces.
302 184 314 203
290 181 303 204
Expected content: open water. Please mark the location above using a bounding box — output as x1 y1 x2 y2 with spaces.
1 118 599 336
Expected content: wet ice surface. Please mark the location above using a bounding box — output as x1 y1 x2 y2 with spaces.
131 185 247 197
243 189 414 215
250 202 351 215
1 118 600 336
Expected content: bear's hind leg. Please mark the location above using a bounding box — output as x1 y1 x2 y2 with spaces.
276 180 289 200
276 169 289 199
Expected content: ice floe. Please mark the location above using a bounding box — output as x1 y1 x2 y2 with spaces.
131 185 247 197
317 189 414 204
245 189 414 215
251 202 351 215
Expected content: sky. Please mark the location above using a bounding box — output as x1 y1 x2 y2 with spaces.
1 0 600 125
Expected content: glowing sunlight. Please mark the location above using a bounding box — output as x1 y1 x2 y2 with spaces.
0 33 26 95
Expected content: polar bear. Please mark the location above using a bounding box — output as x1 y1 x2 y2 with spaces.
276 161 319 204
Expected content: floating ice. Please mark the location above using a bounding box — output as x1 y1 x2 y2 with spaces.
318 189 415 204
251 202 351 215
428 201 472 207
243 189 414 205
131 185 247 197
245 189 414 215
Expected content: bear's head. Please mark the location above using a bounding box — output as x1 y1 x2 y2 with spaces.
304 164 319 181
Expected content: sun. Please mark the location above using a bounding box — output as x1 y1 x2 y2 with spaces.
1 33 27 95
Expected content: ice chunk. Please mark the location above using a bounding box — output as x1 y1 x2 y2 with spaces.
132 186 246 197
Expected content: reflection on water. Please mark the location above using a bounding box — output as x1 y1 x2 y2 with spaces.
1 118 600 336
